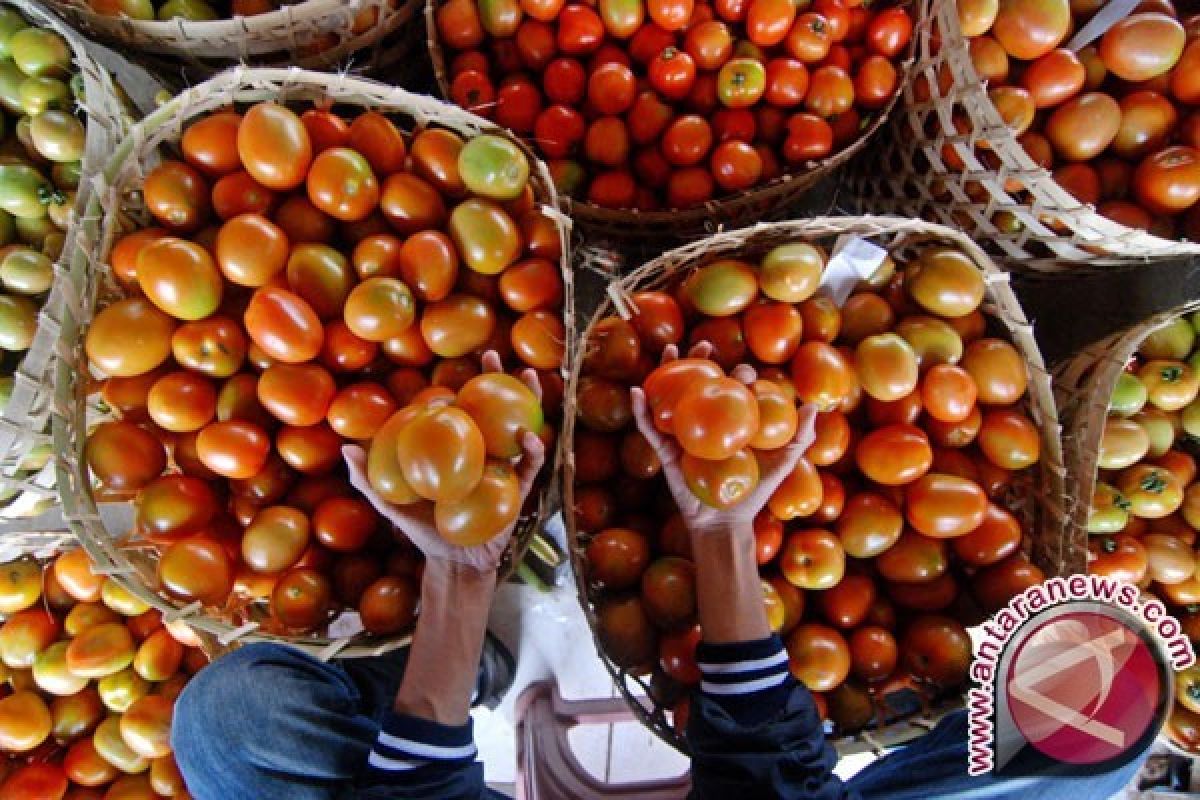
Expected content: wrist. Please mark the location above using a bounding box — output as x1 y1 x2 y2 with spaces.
422 558 500 591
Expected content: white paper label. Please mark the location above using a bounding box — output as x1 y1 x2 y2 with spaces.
820 235 889 307
327 611 365 639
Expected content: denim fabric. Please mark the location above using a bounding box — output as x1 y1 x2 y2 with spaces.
173 643 1145 800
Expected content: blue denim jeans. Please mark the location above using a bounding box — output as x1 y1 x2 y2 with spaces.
173 643 1146 800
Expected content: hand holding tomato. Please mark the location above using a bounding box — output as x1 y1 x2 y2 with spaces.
344 351 546 573
631 343 817 539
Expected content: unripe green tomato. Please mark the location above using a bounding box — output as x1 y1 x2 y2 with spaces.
51 160 80 190
0 246 52 294
0 60 27 115
1109 372 1148 416
0 292 36 350
0 163 52 219
158 0 219 20
18 76 68 115
1088 482 1130 534
1141 318 1196 360
0 11 27 60
458 134 530 201
30 110 85 162
9 29 71 79
15 214 57 247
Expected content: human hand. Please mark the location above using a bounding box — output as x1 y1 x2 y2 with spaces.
343 351 547 573
630 343 818 540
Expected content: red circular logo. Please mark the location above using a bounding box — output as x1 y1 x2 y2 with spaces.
1005 611 1162 765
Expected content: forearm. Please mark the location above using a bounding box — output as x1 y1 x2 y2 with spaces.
691 524 771 645
393 560 496 726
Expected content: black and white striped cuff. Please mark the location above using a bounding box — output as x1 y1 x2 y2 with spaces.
696 635 791 698
366 711 478 777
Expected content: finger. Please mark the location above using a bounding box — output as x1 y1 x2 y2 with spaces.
731 364 758 385
793 403 819 450
516 431 547 496
481 349 503 374
520 368 543 402
630 387 677 466
661 344 679 364
686 341 713 360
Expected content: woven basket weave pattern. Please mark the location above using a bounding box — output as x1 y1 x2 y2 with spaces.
53 67 572 658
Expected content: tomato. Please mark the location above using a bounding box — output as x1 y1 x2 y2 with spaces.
439 0 485 48
596 595 655 668
904 248 983 320
270 568 332 631
972 555 1044 611
757 243 823 303
904 472 988 539
347 112 408 177
780 528 844 590
976 409 1041 471
1045 92 1122 163
179 111 241 179
834 491 902 559
875 530 947 586
1172 39 1200 105
130 629 184 684
786 12 832 63
395 406 486 503
848 625 897 683
211 170 276 220
684 20 733 71
1143 533 1195 585
791 341 854 411
818 574 875 628
804 65 853 117
1134 146 1200 215
1099 12 1185 82
136 474 217 537
901 615 971 686
86 296 177 378
767 457 822 520
157 535 234 606
640 557 696 629
378 174 446 235
409 129 466 198
353 576 417 636
436 460 522 544
1020 48 1084 110
960 338 1027 406
681 450 760 509
867 7 912 58
855 333 918 402
745 0 795 47
512 310 565 369
83 421 164 492
785 623 850 691
143 160 209 233
991 0 1069 60
243 286 324 364
855 423 932 486
646 0 692 30
340 277 416 343
283 243 353 321
669 376 758 461
237 103 312 191
1111 91 1178 163
586 527 650 590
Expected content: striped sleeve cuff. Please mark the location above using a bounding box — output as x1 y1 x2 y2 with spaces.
695 634 796 726
366 711 478 778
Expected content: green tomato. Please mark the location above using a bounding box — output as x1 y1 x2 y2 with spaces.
1109 372 1148 416
14 214 56 247
0 210 14 248
0 11 26 61
0 293 36 350
1099 417 1150 470
1 247 53 295
41 231 63 260
50 160 80 191
29 110 84 163
18 76 69 115
1141 318 1196 361
1088 483 1131 534
458 134 530 201
45 189 73 230
1133 406 1179 458
1190 310 1200 335
105 0 156 19
9 29 71 79
683 259 759 316
0 163 54 219
1182 398 1200 438
158 0 220 20
716 57 767 108
0 59 27 115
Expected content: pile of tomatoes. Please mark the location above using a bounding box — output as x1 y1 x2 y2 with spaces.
0 550 208 798
434 0 912 211
573 236 1048 732
1087 315 1200 753
0 12 91 400
82 99 564 639
946 0 1200 241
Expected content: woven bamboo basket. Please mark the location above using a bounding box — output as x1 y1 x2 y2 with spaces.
0 0 127 520
46 0 423 81
425 0 916 245
53 66 573 659
563 215 1069 754
1053 301 1200 558
846 0 1200 271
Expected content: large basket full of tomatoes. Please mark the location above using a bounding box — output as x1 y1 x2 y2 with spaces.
428 0 916 242
45 0 422 80
1054 302 1200 756
53 67 572 658
564 215 1068 752
0 541 215 797
0 0 127 519
849 0 1200 270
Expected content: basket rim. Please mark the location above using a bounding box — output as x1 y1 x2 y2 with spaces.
52 66 574 659
422 0 918 235
560 213 1069 754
